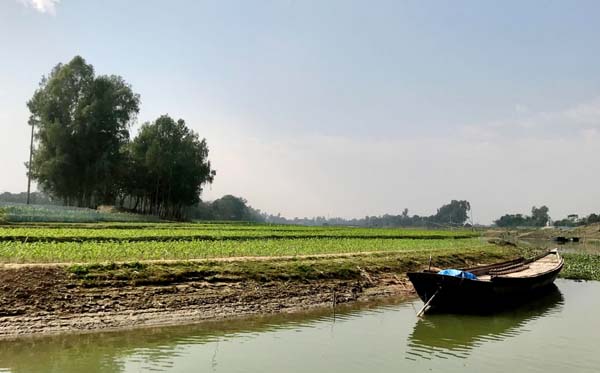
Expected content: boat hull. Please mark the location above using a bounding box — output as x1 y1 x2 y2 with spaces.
407 259 563 313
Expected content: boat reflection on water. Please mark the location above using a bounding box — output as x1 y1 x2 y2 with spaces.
406 284 564 360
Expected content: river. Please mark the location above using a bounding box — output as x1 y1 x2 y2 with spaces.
0 279 599 372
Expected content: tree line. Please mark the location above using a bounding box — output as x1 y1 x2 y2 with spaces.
0 192 60 206
0 191 472 227
188 195 265 221
5 187 597 228
552 213 600 227
27 56 215 219
494 206 551 228
494 206 600 228
261 200 473 228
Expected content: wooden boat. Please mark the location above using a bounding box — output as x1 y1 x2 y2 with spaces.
407 250 563 314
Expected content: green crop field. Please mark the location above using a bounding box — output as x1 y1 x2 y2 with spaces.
0 224 477 242
0 221 486 264
0 237 493 263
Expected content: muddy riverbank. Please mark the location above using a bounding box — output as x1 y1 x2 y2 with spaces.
0 250 517 339
0 267 413 338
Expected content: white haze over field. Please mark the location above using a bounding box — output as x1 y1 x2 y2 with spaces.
2 0 600 224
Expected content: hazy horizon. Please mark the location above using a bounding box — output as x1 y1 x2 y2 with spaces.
1 0 599 224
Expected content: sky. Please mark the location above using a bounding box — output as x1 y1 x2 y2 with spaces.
1 0 599 224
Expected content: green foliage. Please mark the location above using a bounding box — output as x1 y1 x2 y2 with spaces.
561 253 600 281
553 218 579 227
0 191 60 205
530 206 550 226
495 205 551 228
553 212 600 227
0 222 480 263
210 195 254 220
495 213 528 228
431 200 471 225
124 115 215 219
64 248 517 285
0 236 493 263
26 57 215 221
0 223 477 242
264 200 472 228
189 195 265 222
68 264 90 276
28 56 140 207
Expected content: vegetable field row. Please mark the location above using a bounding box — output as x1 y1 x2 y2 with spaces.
0 237 493 263
0 231 476 242
0 225 477 243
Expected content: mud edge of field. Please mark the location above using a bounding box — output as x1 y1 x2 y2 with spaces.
0 249 518 339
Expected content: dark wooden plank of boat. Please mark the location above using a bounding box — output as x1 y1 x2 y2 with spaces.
490 265 530 276
462 257 526 275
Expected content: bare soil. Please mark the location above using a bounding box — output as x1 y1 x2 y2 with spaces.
0 265 414 339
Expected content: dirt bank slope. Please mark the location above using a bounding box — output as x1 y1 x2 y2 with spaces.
0 249 517 339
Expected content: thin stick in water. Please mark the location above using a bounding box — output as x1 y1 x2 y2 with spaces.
416 288 440 317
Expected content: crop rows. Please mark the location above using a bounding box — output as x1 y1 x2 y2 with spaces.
0 225 477 243
0 237 493 263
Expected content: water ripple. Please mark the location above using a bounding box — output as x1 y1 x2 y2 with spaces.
406 286 565 361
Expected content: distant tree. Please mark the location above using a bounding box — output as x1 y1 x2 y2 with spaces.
210 195 251 220
261 200 472 228
588 213 600 224
27 56 140 207
495 213 528 228
187 195 266 222
553 218 577 227
530 205 550 227
495 205 551 227
187 200 214 220
553 212 599 227
0 191 59 205
432 200 471 226
126 115 215 219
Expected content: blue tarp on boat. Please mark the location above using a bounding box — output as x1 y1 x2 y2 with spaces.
437 269 478 280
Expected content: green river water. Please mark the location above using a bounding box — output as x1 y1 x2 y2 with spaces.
1 279 599 373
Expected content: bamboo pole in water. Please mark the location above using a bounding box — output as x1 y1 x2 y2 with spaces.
416 289 440 317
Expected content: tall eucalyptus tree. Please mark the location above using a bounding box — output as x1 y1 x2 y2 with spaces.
127 115 215 219
27 56 140 207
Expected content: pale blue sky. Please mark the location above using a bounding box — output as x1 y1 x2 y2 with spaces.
1 0 599 223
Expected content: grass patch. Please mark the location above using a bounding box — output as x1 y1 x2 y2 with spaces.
66 247 519 287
